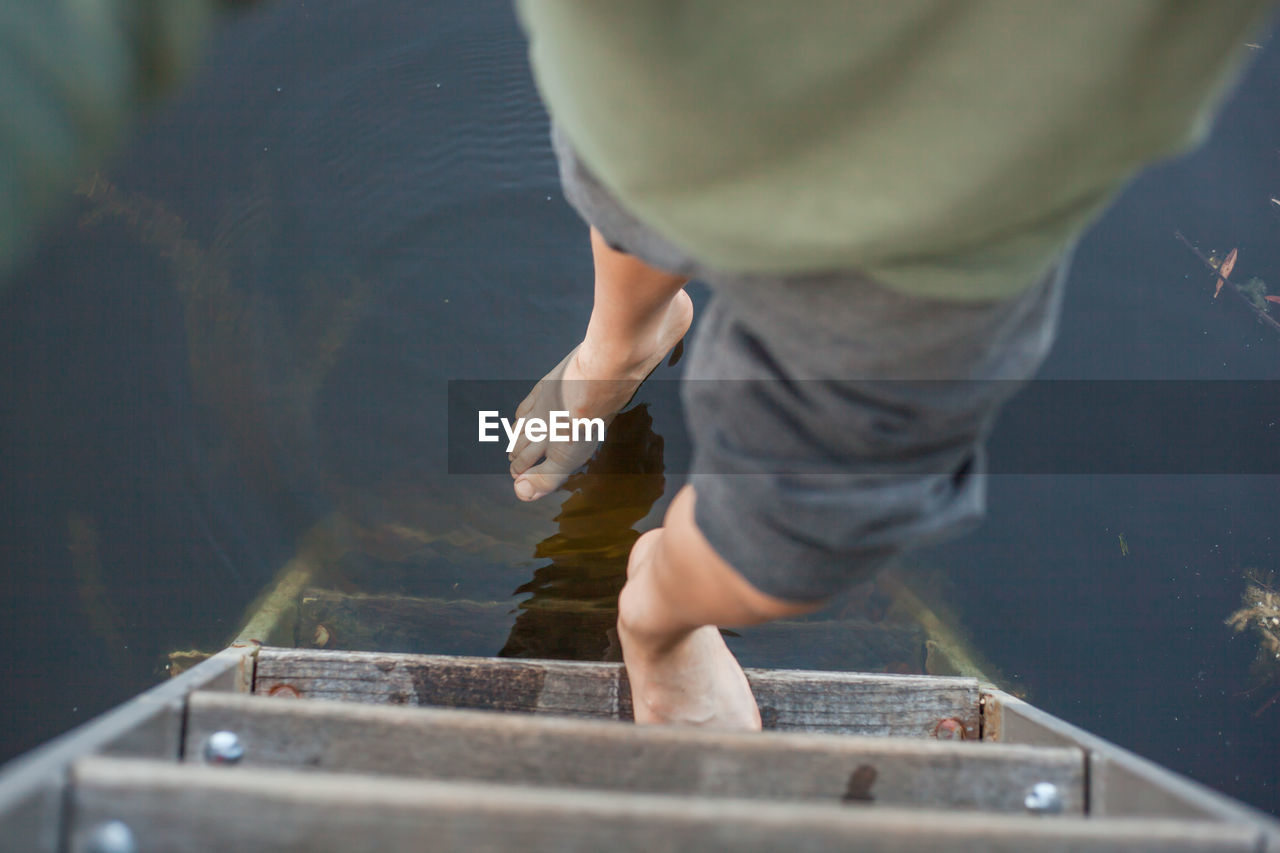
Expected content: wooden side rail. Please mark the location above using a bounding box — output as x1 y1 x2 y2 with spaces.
984 689 1280 849
0 647 254 853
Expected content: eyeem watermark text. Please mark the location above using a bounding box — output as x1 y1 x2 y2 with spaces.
478 410 606 453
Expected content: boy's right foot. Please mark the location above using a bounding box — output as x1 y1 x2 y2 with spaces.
616 529 762 730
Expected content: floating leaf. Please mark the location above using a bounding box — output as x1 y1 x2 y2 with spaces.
1214 247 1238 299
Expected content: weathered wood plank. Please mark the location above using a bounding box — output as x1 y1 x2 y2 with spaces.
295 587 928 672
185 691 1081 813
983 690 1280 849
298 590 514 655
68 757 1260 853
0 647 253 853
0 781 61 853
750 668 980 737
254 647 981 736
255 647 632 716
232 516 349 647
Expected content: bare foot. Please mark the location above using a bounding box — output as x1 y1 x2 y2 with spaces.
509 290 692 501
616 530 762 730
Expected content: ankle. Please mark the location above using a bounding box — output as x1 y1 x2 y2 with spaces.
575 335 653 382
576 338 645 381
617 576 694 658
578 291 692 382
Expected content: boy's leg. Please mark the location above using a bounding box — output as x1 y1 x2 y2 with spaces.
508 227 691 501
506 225 805 728
618 485 822 729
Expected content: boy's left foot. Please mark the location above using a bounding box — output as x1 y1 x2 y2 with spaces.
509 290 692 501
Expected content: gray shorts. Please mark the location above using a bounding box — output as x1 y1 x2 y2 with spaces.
553 128 1067 602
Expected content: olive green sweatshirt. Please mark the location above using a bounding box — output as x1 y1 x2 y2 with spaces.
518 1 1271 299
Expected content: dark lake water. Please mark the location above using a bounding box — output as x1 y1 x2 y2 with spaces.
2 0 1278 816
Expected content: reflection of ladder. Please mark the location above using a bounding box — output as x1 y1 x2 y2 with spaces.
3 645 1278 851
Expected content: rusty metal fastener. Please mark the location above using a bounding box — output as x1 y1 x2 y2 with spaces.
933 718 967 740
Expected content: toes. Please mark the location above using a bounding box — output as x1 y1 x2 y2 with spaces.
517 348 577 421
508 438 545 476
513 467 562 501
514 388 540 421
513 441 597 501
514 465 572 502
510 348 579 461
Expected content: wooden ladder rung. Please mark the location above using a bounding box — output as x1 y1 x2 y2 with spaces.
185 692 1082 813
68 757 1261 853
294 587 928 672
254 647 982 737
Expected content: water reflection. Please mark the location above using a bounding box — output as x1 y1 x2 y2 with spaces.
279 406 665 660
76 173 369 529
66 511 130 672
500 404 666 660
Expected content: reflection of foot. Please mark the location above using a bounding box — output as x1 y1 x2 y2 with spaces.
616 530 762 730
509 291 692 501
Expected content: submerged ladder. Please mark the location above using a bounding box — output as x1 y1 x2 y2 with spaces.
1 643 1278 852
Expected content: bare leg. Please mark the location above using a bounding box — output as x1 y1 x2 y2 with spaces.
514 229 811 728
509 227 691 501
618 486 823 729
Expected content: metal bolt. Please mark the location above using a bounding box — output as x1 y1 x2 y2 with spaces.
85 820 137 853
203 730 245 765
1024 781 1064 814
312 623 332 647
933 717 967 740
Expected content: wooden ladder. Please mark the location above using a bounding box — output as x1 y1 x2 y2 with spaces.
2 644 1278 852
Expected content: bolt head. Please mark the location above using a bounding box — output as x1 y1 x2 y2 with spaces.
312 623 332 647
1024 781 1064 814
85 820 137 853
932 718 967 740
203 730 245 764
